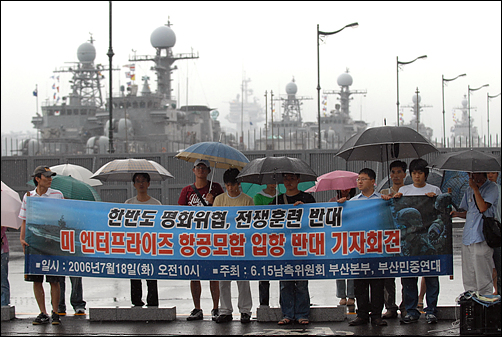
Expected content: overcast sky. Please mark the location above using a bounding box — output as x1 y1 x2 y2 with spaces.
1 1 501 142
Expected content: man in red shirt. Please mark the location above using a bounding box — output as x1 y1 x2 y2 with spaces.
178 159 224 321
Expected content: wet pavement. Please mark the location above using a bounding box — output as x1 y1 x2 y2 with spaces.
2 227 468 335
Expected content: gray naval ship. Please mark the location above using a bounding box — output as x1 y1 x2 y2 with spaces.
256 71 368 150
30 22 221 155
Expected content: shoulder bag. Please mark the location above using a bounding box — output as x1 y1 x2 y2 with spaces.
473 194 501 248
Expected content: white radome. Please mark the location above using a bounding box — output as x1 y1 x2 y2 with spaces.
77 42 96 63
150 26 176 48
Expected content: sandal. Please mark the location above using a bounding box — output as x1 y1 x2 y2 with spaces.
417 302 424 310
278 318 292 325
297 318 310 325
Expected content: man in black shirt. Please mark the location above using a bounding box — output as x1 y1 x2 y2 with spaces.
272 173 315 325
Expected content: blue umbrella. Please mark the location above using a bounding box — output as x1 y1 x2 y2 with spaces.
175 142 250 170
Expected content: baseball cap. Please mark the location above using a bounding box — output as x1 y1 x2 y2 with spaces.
194 159 210 168
32 166 57 177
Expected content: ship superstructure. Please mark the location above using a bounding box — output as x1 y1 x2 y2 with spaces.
400 89 434 141
450 94 479 145
321 69 368 147
30 22 221 155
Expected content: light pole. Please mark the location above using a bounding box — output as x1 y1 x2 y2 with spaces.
487 92 500 146
396 55 427 126
442 73 466 147
468 84 489 147
317 22 358 149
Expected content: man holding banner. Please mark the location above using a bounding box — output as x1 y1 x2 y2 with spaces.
345 168 387 327
19 166 63 325
125 173 162 308
393 159 442 325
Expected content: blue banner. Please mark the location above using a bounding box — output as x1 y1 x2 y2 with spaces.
24 195 453 280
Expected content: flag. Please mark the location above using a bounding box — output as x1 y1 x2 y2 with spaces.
33 88 38 97
127 82 132 86
53 93 56 99
52 83 56 89
250 121 253 125
125 72 131 78
57 86 59 93
123 64 131 68
129 64 135 71
131 74 135 81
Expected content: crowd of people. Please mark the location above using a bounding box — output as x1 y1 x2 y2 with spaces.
1 159 500 326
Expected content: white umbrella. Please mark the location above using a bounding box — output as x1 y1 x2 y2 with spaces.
91 158 174 182
50 163 102 187
1 181 23 229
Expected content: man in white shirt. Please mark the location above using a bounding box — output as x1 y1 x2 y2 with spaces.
19 166 64 325
392 159 441 325
344 168 388 327
125 173 162 308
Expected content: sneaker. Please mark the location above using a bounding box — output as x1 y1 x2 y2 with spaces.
75 308 86 315
400 314 419 324
215 314 233 323
240 313 251 323
187 308 203 321
347 298 355 306
51 311 61 325
339 298 347 305
426 313 437 324
211 309 219 321
32 312 50 325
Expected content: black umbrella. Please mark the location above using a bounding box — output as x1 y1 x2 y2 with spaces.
236 156 317 185
335 126 438 162
428 149 501 173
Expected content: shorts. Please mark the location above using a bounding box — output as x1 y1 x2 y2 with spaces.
25 274 60 283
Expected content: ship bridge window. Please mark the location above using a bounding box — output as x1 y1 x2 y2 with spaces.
73 109 79 115
148 101 152 108
60 109 66 116
80 109 87 115
127 102 131 108
133 102 138 109
48 110 54 116
140 101 146 108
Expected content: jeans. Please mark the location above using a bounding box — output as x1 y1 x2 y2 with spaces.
259 281 270 306
280 280 310 320
130 279 158 306
336 279 355 299
401 276 439 317
59 276 86 312
1 252 9 306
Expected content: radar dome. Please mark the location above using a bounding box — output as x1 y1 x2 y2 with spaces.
337 72 353 86
462 97 468 108
412 95 421 104
150 26 176 48
77 42 96 63
286 80 297 95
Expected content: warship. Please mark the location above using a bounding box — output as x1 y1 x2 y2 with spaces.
399 88 434 142
29 22 222 155
255 71 368 150
450 94 479 145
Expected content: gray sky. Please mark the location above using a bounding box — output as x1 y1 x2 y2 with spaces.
1 1 501 142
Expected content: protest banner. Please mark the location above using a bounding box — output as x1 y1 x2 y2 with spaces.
24 195 453 280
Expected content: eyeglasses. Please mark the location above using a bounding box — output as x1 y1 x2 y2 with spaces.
356 178 371 182
194 166 209 171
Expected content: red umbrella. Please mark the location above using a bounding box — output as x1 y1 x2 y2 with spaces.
305 170 358 193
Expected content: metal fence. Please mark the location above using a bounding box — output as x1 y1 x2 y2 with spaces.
2 147 500 205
